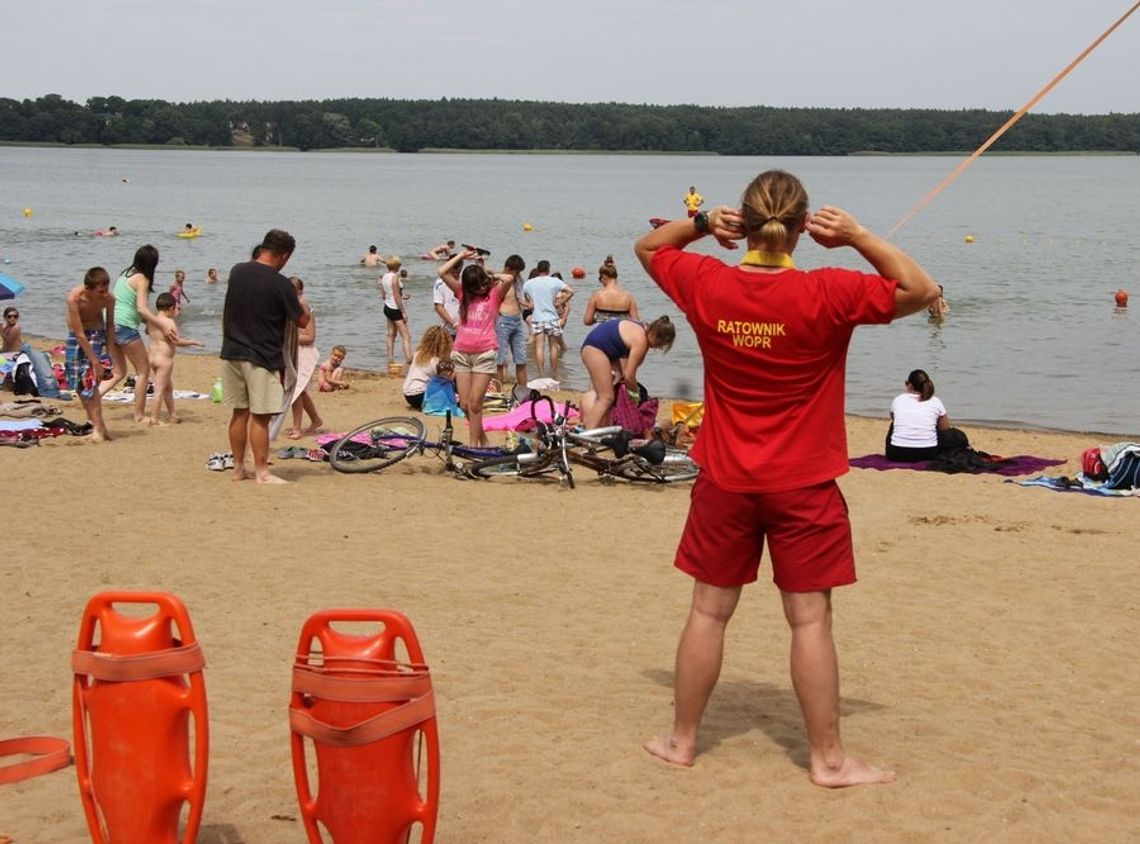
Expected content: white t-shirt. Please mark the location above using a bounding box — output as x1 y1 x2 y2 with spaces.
379 272 401 310
403 355 439 397
890 393 946 448
432 278 460 328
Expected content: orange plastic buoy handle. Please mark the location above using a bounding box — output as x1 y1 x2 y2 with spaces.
0 736 72 784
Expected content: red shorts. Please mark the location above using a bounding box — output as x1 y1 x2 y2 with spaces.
674 475 856 592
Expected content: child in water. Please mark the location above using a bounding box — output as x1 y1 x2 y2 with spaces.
147 292 203 425
169 270 190 313
319 345 350 392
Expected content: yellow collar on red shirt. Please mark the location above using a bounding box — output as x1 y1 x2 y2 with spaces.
740 250 796 269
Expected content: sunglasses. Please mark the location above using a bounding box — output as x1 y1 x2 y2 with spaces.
4 313 17 319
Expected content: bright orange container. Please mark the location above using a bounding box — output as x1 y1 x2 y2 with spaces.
72 592 209 844
290 609 440 844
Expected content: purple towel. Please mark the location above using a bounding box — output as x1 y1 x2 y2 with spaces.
850 454 1066 477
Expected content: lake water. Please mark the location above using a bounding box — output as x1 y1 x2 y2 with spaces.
1 147 1137 435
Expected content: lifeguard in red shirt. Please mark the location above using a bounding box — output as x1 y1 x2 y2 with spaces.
635 169 940 787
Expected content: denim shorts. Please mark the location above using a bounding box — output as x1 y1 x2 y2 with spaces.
495 314 526 366
115 325 142 346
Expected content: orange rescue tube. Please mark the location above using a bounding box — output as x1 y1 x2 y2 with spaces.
290 609 440 844
72 592 209 844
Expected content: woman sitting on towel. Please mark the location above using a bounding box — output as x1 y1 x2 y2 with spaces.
885 369 955 462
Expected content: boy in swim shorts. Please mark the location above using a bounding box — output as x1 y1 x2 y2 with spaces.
65 267 116 442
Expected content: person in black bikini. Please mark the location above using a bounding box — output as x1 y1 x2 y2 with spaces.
583 262 639 326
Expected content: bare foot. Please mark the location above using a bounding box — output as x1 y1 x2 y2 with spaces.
232 463 249 481
87 431 106 444
169 416 181 424
133 414 145 423
303 420 325 434
810 755 897 788
643 735 694 767
287 429 302 440
255 472 290 485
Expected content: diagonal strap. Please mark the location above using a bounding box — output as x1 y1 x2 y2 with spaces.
290 689 435 748
292 665 432 703
71 642 206 682
0 736 72 785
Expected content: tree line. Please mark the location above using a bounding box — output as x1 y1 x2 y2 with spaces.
2 94 1138 155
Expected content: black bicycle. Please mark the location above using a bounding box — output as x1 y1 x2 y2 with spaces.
327 411 508 475
468 397 698 487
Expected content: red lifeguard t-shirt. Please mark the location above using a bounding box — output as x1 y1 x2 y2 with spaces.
651 247 897 493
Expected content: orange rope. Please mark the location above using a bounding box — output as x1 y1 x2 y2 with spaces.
888 0 1140 238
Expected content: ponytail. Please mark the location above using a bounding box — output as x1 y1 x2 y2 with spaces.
907 369 935 401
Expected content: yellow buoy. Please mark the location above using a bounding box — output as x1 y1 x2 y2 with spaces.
22 208 32 218
964 234 975 243
522 222 534 232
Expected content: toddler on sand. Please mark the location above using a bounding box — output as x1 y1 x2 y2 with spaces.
318 345 349 392
147 291 203 425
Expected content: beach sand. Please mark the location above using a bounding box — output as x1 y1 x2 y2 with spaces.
1 346 1137 843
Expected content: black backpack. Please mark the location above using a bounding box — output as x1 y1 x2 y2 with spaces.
12 358 39 397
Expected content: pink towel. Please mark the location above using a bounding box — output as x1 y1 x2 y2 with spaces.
482 399 578 432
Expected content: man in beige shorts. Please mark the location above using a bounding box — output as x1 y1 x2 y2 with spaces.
220 229 309 484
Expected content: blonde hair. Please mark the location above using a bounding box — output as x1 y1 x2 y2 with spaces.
740 170 809 252
413 325 453 366
385 256 402 271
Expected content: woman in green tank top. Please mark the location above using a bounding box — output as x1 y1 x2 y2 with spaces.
100 244 176 421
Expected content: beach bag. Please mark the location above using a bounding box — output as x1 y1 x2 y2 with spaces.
1081 447 1108 481
1103 451 1140 490
11 353 38 397
937 427 970 450
612 388 659 437
422 376 464 417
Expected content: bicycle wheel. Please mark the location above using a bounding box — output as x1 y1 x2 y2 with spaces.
611 453 699 484
469 453 560 480
328 416 426 474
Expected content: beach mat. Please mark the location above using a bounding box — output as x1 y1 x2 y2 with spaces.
1006 476 1139 496
850 453 1065 477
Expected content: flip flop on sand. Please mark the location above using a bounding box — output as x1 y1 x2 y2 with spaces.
277 446 306 460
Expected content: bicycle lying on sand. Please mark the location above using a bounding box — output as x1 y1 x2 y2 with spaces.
327 411 507 476
467 397 699 488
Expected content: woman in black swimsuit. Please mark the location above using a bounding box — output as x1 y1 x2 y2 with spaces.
583 262 639 326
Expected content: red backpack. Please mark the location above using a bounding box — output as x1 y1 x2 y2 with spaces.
1081 447 1108 481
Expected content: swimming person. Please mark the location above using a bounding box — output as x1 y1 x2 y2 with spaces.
635 169 940 786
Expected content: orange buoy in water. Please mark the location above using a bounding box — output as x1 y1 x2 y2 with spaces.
571 266 585 279
1114 288 1128 307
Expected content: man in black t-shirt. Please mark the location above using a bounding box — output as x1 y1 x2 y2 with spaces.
220 228 309 484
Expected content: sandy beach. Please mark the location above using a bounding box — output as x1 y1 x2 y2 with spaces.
1 344 1137 843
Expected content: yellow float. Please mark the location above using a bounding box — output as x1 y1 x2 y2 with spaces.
22 208 32 218
177 227 202 239
522 222 534 232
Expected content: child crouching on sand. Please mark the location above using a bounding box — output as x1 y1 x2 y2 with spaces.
146 291 203 425
319 345 349 392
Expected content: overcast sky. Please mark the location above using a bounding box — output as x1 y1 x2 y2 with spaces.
5 1 1139 113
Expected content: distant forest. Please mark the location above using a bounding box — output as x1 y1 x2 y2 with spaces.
2 94 1139 155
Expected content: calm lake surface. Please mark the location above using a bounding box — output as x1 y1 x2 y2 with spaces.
1 147 1137 435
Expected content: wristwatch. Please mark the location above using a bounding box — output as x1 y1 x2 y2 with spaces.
692 211 710 234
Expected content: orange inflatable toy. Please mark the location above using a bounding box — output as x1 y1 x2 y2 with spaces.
290 609 440 844
71 592 209 844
